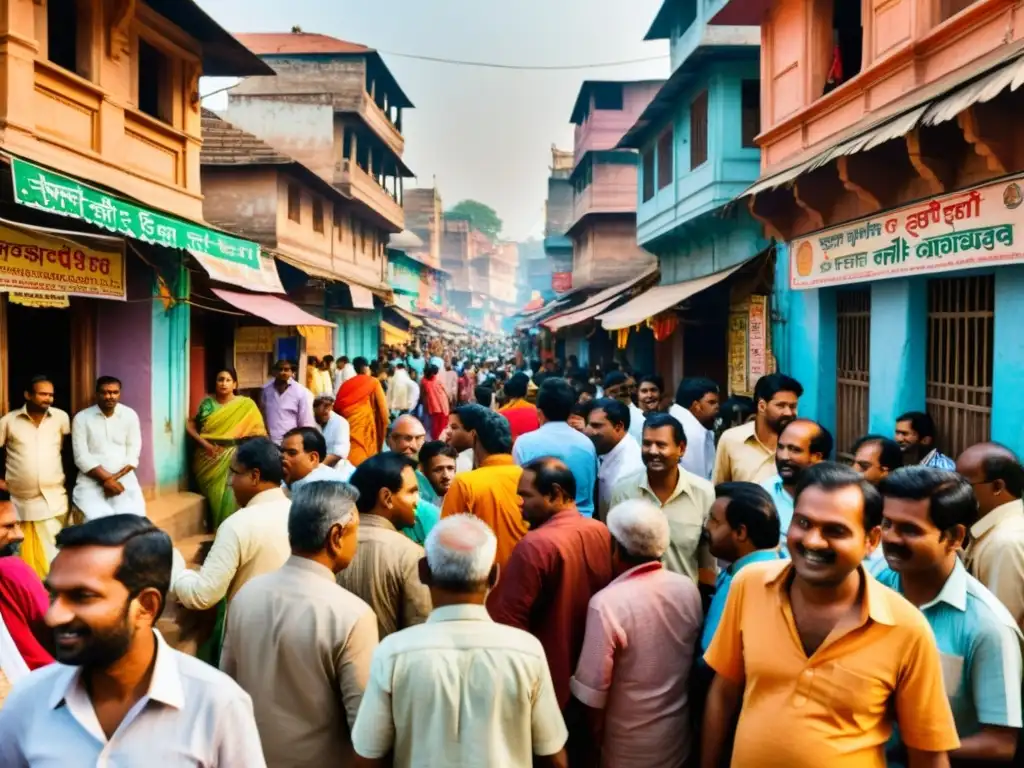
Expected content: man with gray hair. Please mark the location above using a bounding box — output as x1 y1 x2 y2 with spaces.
222 482 378 768
570 499 703 768
351 515 569 768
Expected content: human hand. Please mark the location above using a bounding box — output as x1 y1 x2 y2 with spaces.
102 477 125 497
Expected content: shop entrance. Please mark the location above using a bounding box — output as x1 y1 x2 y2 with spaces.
5 302 73 415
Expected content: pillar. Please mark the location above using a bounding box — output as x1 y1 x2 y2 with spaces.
151 261 191 494
867 277 926 434
992 265 1024 457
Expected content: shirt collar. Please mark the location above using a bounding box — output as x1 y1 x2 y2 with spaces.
284 554 336 583
920 559 969 612
639 468 692 505
360 513 397 532
15 405 52 420
427 603 492 624
480 454 514 468
609 560 662 587
602 436 634 465
734 420 773 453
247 487 289 507
730 548 782 575
765 562 897 627
971 498 1024 540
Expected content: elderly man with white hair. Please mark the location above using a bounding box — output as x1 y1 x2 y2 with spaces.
222 481 378 768
570 499 704 768
351 514 570 768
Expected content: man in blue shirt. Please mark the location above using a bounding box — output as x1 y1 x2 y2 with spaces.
513 378 597 517
876 466 1022 765
760 419 832 547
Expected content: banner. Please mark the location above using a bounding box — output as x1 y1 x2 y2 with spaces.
190 250 284 294
0 223 125 300
790 175 1024 290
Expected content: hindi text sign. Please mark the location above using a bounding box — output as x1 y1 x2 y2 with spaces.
0 223 125 300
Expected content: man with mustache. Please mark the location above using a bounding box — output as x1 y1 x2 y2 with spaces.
701 463 960 768
875 467 1022 765
760 419 833 548
0 515 265 765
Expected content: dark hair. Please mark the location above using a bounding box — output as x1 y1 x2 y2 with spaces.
642 413 685 445
715 482 781 550
793 462 884 530
307 356 319 366
720 396 754 425
55 515 172 619
474 386 493 407
677 377 719 409
578 381 598 398
349 453 416 514
339 356 350 365
420 440 459 469
395 362 407 370
896 411 936 441
272 359 293 371
212 367 239 389
589 397 630 430
783 418 834 459
234 437 285 485
323 355 334 365
424 364 439 378
879 466 977 533
505 372 530 399
95 376 122 391
25 375 52 395
571 400 595 420
523 457 577 500
474 409 513 455
454 403 489 433
753 373 804 406
852 435 903 472
537 378 576 422
638 374 664 392
602 371 629 390
283 427 328 462
352 356 369 373
0 488 11 503
979 447 1024 498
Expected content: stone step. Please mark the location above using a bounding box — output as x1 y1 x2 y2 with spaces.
147 491 207 542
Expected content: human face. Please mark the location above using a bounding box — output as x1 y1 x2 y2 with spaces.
96 382 121 415
956 449 1002 516
281 434 317 484
25 380 54 413
314 400 332 426
424 455 456 497
787 485 876 587
45 545 157 668
642 425 683 475
567 413 586 433
447 415 474 453
880 496 962 575
692 391 721 429
517 469 555 527
585 407 621 456
389 419 426 459
760 390 799 434
214 370 236 398
894 420 928 456
0 502 24 556
775 421 822 486
274 362 293 384
704 497 740 562
637 382 662 414
383 466 420 529
228 458 262 507
852 441 888 486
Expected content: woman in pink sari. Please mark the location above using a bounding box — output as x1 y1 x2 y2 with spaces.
421 364 450 439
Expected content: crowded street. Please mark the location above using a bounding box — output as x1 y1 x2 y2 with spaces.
2 0 1024 767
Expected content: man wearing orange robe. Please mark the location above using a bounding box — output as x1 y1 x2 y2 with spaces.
333 357 388 467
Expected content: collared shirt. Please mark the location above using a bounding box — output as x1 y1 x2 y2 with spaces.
455 449 474 475
487 509 612 708
172 487 292 609
351 604 568 767
400 500 440 546
571 562 702 768
760 474 794 547
965 498 1024 631
700 549 782 658
291 462 354 490
671 405 715 480
319 411 351 460
415 470 439 506
222 556 379 768
513 421 598 517
920 449 956 471
609 469 716 585
704 561 960 767
336 514 432 639
71 403 144 520
387 371 419 412
0 630 265 767
627 402 647 445
499 401 540 442
441 369 459 400
875 559 1022 761
261 379 315 444
441 455 527 568
0 406 70 522
712 421 776 485
597 436 644 520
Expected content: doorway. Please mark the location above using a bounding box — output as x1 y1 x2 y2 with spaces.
6 302 73 415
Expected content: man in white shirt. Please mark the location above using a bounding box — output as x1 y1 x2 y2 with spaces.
334 356 357 393
672 377 720 480
282 427 355 488
604 372 647 445
586 398 644 521
387 363 419 416
71 376 144 520
313 394 351 467
0 514 265 767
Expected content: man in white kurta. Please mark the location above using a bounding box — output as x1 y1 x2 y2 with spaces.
72 378 144 520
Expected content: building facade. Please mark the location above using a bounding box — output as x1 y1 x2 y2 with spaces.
543 146 575 294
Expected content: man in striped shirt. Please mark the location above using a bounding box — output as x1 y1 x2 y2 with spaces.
895 411 956 470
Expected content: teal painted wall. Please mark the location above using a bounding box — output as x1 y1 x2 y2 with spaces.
332 310 382 360
151 263 190 494
992 266 1024 458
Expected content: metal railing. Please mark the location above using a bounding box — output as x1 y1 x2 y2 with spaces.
836 288 871 461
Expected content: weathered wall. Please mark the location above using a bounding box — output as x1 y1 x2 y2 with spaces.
226 97 337 181
200 167 279 241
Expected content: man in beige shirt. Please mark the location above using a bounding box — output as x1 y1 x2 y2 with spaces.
0 376 71 577
957 442 1024 630
338 453 431 638
223 481 378 768
351 514 569 768
172 438 291 610
712 373 802 485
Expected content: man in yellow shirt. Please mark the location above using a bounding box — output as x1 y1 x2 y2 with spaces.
702 462 959 768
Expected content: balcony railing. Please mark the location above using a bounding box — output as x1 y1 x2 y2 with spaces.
572 183 637 225
335 158 404 231
360 92 404 157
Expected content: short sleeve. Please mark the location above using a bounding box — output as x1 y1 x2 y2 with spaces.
531 656 569 756
0 416 8 449
351 649 396 759
893 628 961 752
703 569 749 683
712 438 731 485
970 620 1023 728
214 689 267 768
569 601 618 709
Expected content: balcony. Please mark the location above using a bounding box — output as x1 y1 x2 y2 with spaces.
571 183 638 229
335 158 404 232
360 92 405 157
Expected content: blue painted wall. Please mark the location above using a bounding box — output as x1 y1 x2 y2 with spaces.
332 310 382 361
151 263 190 494
867 279 927 434
992 266 1024 458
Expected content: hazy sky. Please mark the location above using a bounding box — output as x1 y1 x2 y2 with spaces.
199 0 668 240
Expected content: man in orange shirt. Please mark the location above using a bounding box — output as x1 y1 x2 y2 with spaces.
333 357 388 467
701 462 958 768
441 405 526 568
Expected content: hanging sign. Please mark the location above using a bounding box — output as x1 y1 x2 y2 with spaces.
790 176 1024 290
0 223 125 299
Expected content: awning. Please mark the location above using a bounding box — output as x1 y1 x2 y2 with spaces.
598 263 746 330
189 249 284 294
382 321 411 346
211 288 335 327
393 307 423 328
269 249 388 305
542 266 658 330
544 296 623 331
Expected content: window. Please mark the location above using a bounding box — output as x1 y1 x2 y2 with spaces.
641 148 655 202
835 289 870 461
690 90 708 169
287 184 301 223
334 205 345 241
940 0 979 24
592 83 624 111
312 199 324 233
657 128 673 190
741 81 761 148
47 0 80 75
137 38 172 123
823 0 863 95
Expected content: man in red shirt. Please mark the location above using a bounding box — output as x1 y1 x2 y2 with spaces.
499 373 540 443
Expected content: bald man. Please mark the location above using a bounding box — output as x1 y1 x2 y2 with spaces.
387 415 441 544
760 419 834 546
957 443 1024 630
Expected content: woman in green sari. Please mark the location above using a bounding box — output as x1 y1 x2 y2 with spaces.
186 368 267 530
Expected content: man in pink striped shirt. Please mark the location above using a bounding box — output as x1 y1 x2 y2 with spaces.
570 498 703 768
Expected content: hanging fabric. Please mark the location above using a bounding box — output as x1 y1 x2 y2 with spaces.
652 313 678 342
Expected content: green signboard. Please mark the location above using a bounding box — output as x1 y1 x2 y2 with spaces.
11 157 260 268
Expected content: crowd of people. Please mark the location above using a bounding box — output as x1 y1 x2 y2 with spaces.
0 345 1023 768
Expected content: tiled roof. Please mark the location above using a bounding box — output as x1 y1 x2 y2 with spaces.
235 32 372 56
200 109 292 166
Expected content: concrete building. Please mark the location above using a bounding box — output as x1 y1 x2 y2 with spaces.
717 0 1024 460
403 186 443 269
543 146 575 294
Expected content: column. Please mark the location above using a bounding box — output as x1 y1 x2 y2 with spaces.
867 277 926 434
992 265 1024 457
150 259 191 493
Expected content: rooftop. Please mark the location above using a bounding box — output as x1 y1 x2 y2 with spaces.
150 0 273 76
569 79 664 125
